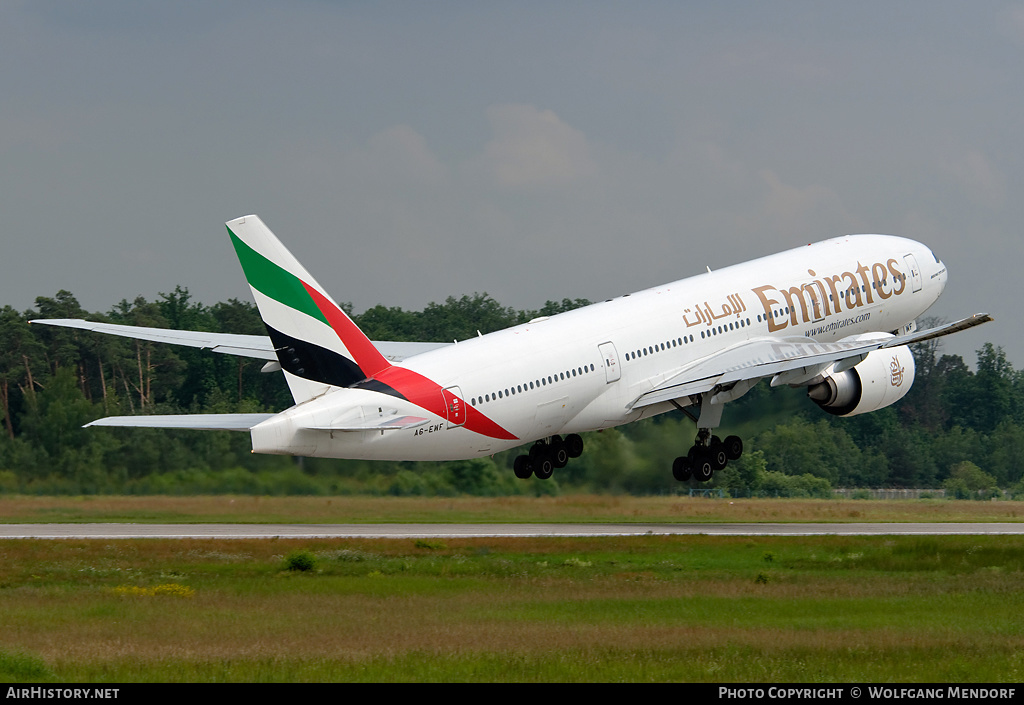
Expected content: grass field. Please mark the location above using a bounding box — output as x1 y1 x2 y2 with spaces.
2 496 1023 682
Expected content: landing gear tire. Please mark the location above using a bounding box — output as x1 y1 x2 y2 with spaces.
709 439 728 471
530 444 555 480
549 436 569 469
565 434 584 459
689 446 714 483
513 455 533 479
724 435 743 461
672 455 691 482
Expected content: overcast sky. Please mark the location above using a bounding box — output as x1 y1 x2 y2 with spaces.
1 1 1019 366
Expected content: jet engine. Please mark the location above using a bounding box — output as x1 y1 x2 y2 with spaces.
807 344 916 417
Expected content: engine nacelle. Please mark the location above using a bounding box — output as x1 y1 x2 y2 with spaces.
807 344 916 417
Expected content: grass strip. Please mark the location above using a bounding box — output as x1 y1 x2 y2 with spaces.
1 534 1023 682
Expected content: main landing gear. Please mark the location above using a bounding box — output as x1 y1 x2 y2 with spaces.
513 434 584 480
672 429 743 483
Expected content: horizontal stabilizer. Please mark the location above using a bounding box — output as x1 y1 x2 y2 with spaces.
85 414 276 432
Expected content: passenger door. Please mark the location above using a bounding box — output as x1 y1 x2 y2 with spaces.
598 342 620 383
442 386 466 429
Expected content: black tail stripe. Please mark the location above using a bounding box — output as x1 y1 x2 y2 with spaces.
264 324 366 388
349 377 408 402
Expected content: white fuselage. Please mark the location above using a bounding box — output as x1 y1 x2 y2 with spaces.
250 234 946 460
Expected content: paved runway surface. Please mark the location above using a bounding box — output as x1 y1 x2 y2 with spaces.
3 523 1024 539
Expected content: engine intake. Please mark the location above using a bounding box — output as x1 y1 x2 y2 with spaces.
808 344 915 417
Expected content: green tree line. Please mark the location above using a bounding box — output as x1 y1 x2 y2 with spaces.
0 289 1020 497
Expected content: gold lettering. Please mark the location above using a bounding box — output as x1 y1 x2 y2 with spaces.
752 285 788 332
872 262 891 300
855 261 875 305
842 271 862 308
781 284 822 324
887 258 906 296
824 274 844 313
807 270 832 318
752 256 906 334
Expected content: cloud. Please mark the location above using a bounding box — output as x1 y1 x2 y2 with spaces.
475 104 597 189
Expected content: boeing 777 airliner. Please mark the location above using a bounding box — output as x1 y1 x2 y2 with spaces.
33 215 991 483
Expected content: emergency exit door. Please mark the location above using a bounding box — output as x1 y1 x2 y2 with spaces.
598 342 620 383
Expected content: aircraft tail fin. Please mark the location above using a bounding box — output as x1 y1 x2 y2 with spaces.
226 215 391 403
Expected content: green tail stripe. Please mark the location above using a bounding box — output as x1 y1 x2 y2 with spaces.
227 227 329 326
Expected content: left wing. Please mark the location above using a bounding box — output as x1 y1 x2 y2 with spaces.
28 318 450 363
31 319 278 359
631 313 993 410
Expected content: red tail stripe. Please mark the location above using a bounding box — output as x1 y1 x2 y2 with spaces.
375 367 519 441
302 281 392 378
303 280 517 441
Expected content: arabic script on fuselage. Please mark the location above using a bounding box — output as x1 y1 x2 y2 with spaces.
683 293 748 328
